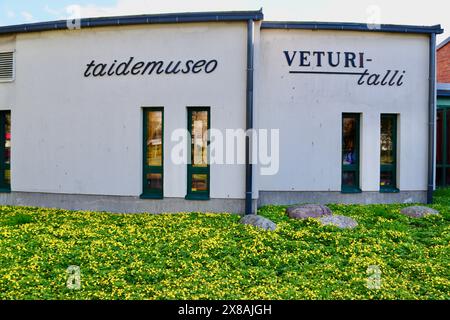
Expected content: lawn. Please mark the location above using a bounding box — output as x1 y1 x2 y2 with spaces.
0 198 449 300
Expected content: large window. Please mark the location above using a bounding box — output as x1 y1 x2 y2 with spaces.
141 108 163 199
380 114 398 192
0 111 10 192
342 113 360 193
186 107 210 200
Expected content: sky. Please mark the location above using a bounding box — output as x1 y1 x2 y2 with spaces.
0 0 449 43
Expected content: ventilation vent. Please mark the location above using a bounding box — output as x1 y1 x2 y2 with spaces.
0 52 14 81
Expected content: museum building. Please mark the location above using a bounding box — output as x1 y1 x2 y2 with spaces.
0 10 444 214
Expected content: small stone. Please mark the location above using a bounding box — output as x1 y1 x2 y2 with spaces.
400 206 440 218
319 215 358 229
286 204 332 219
240 214 277 231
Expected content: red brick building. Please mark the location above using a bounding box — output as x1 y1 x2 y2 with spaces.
437 37 450 82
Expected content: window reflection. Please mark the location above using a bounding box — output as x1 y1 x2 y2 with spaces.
191 111 208 167
342 117 357 165
380 114 397 190
341 114 360 191
4 112 10 187
342 172 356 187
380 116 394 165
146 173 162 191
380 171 394 187
191 174 207 192
146 111 162 166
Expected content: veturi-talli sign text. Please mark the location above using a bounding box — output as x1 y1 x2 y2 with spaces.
83 57 218 77
284 50 406 86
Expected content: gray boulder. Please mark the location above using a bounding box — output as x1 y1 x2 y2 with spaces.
319 215 358 229
240 214 277 231
400 206 440 218
286 204 332 219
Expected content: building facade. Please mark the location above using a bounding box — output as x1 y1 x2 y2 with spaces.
0 10 443 213
436 37 450 186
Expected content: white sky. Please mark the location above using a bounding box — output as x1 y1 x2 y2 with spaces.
1 0 449 43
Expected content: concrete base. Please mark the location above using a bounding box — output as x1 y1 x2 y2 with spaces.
0 192 256 214
258 191 427 206
0 190 428 214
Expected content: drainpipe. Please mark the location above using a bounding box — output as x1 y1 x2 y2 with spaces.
427 33 437 204
245 19 254 215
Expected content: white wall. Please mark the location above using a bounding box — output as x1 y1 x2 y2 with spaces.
255 29 430 192
0 24 432 201
6 22 247 198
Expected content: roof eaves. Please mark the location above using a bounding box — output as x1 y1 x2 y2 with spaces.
261 21 444 35
0 10 264 35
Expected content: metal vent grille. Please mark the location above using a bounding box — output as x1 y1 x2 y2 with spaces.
0 52 14 81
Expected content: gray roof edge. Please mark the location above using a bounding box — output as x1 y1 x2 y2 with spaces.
261 21 444 35
437 36 450 50
0 10 264 35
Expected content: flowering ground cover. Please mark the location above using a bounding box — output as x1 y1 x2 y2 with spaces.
0 200 448 299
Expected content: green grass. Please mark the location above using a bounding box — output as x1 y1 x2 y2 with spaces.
433 188 450 206
0 201 449 300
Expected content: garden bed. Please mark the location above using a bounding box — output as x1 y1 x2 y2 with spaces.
0 203 448 299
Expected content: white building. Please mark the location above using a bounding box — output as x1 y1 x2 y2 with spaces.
0 10 443 214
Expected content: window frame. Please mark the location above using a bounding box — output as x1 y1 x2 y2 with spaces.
0 110 11 192
186 107 210 200
380 114 399 193
141 107 164 199
341 113 361 193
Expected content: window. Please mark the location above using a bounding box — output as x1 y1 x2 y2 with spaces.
342 113 360 193
0 111 11 192
380 114 398 192
436 108 450 187
186 107 210 200
0 52 14 82
141 108 163 199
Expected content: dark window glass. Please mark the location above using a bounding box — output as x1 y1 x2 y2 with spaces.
380 116 394 165
380 114 397 191
146 173 162 190
436 168 444 187
446 168 450 187
342 114 360 192
380 171 394 188
342 117 358 165
437 110 443 165
0 111 10 190
342 172 356 187
4 112 10 186
446 112 450 165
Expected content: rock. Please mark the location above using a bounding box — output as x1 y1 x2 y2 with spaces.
400 206 440 218
240 214 277 231
319 215 358 229
286 204 332 219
